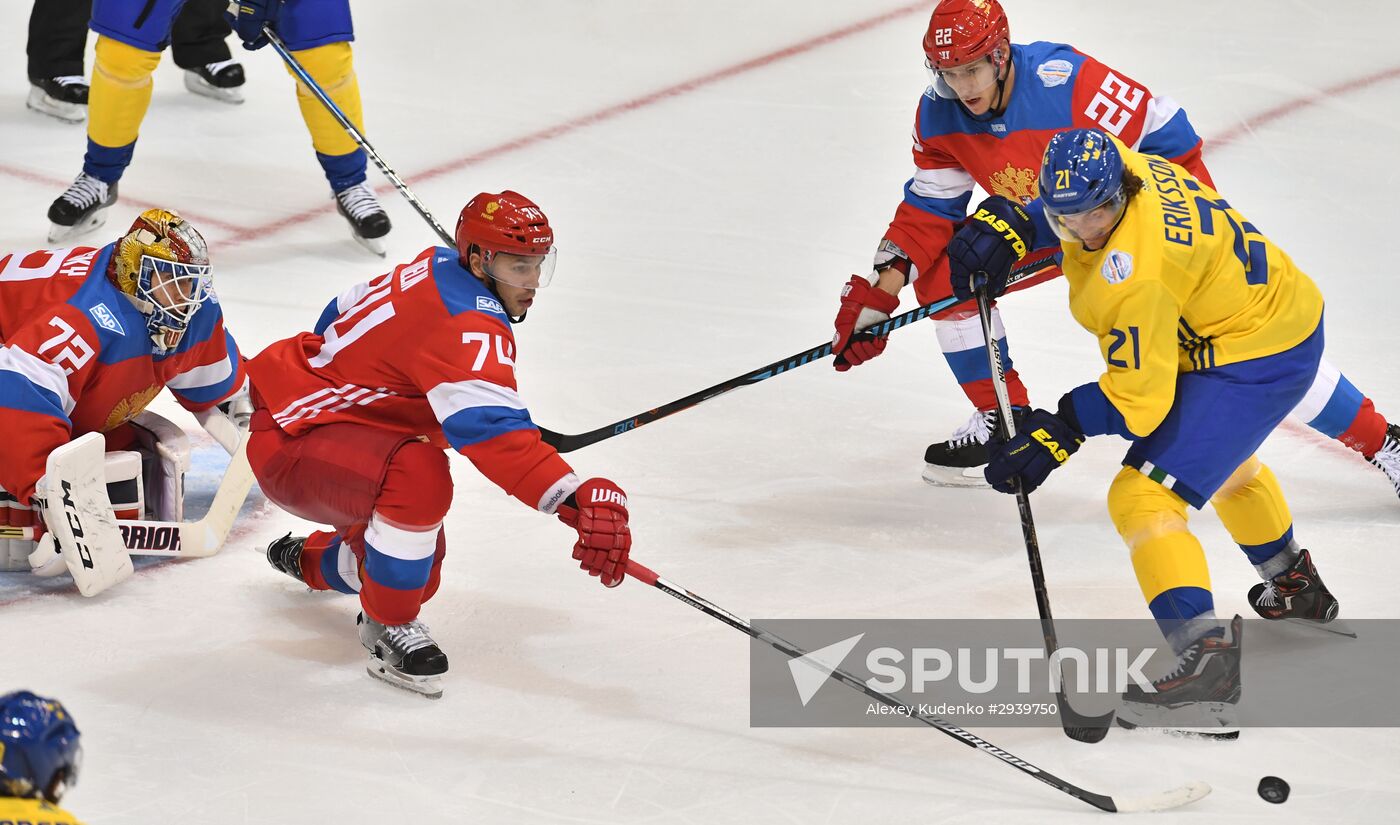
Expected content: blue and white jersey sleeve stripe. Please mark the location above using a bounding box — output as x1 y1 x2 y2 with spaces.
426 378 538 450
0 344 74 422
168 330 243 405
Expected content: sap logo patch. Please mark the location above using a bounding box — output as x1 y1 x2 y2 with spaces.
1102 250 1134 284
1036 59 1073 87
88 303 125 335
476 296 505 314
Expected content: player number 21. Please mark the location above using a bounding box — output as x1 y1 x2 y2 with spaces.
1107 325 1141 370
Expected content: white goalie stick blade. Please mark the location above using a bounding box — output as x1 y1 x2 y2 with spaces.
3 433 254 559
921 463 991 488
1111 780 1212 813
42 433 134 596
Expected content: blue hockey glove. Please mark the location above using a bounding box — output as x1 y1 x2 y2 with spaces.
227 0 283 51
948 196 1036 301
984 407 1084 495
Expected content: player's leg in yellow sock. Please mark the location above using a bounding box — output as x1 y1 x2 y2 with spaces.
85 35 162 183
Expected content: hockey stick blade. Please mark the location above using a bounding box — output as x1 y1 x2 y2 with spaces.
1 433 254 559
538 250 1060 452
623 559 1210 813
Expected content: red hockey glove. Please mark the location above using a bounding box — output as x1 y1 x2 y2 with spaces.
832 275 900 372
556 478 631 588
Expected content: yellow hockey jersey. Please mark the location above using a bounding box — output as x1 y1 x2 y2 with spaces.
1058 135 1324 437
0 797 84 825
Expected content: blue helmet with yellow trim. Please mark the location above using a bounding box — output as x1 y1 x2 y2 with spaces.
0 691 82 803
1038 128 1127 241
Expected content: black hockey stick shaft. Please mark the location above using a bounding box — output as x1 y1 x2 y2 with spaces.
975 288 1115 743
623 558 1206 813
541 251 1060 453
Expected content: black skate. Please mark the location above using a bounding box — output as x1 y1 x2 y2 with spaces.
1368 423 1400 502
184 59 246 104
1249 548 1339 624
47 173 117 242
921 406 1028 488
266 533 306 583
1117 614 1242 739
334 183 392 256
357 612 448 699
27 75 88 123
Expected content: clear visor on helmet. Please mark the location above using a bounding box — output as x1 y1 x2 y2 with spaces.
926 54 998 100
1042 186 1128 243
482 247 557 290
138 254 211 350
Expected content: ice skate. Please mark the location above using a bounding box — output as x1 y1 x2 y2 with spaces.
265 533 306 583
47 173 117 242
1249 548 1339 624
357 612 447 699
334 183 392 256
1368 423 1400 502
183 59 246 104
1117 615 1242 739
921 407 1026 487
27 75 88 123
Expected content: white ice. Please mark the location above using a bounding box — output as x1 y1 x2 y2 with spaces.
2 1 1398 822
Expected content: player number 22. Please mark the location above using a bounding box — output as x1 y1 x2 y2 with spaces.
1084 72 1144 136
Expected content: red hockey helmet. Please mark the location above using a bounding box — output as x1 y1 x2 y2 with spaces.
923 0 1010 70
455 191 557 288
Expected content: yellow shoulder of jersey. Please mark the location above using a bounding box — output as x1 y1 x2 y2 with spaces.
0 796 84 825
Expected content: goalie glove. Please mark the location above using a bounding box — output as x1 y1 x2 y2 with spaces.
194 378 252 455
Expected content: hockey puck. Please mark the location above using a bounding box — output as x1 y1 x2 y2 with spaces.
1257 776 1290 804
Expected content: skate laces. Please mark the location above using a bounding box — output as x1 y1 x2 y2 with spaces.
384 620 435 654
1369 427 1400 494
946 408 996 448
336 184 383 221
1255 581 1280 608
53 76 87 88
203 59 240 75
59 174 108 209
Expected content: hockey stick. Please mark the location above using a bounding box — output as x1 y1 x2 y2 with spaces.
260 24 455 248
975 288 1115 743
622 557 1209 812
541 250 1061 453
0 433 254 559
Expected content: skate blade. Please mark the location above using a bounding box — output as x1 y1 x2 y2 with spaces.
48 207 110 243
1116 717 1240 740
1117 700 1238 736
351 231 387 257
921 463 990 488
26 87 85 123
366 661 443 699
1281 616 1357 639
183 71 245 104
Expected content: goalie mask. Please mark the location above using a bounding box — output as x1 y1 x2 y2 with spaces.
110 209 213 352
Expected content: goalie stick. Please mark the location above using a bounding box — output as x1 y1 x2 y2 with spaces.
0 433 254 559
623 557 1210 812
976 287 1115 743
540 249 1061 453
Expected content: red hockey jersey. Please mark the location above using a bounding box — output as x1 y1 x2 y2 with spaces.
246 247 576 513
0 245 245 502
884 41 1215 302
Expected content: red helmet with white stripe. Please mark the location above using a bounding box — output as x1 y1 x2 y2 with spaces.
923 0 1010 70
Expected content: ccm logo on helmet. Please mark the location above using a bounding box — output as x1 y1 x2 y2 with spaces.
971 207 1028 259
590 488 628 508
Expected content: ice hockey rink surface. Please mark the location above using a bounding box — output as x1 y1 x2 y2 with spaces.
2 1 1398 822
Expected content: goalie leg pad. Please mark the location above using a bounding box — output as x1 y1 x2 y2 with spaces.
128 411 190 522
39 433 133 597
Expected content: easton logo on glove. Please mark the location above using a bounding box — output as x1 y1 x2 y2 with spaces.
971 206 1031 260
1032 427 1071 463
